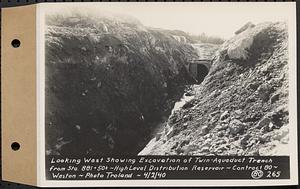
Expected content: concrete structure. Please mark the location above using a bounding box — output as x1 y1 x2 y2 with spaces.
187 59 211 83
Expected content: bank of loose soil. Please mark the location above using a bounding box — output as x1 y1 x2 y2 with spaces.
140 22 290 156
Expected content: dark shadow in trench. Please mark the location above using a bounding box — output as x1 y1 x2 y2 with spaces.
196 64 209 83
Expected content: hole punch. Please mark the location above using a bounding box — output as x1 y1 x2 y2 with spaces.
11 39 21 48
11 142 20 151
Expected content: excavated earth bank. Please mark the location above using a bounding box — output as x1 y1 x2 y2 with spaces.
140 22 290 156
45 13 199 155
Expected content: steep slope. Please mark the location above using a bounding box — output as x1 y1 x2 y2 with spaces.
140 22 290 156
45 13 199 155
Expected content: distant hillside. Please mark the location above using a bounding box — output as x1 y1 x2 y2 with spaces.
190 32 225 44
159 29 225 44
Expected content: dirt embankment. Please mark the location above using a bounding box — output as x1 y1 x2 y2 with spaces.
140 22 290 156
45 14 199 155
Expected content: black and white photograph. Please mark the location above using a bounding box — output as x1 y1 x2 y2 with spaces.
45 3 293 156
39 2 297 186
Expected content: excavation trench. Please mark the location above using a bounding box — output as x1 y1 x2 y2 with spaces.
45 26 211 156
46 61 210 156
138 64 210 154
44 13 220 157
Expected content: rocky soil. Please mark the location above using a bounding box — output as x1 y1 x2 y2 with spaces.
45 13 200 155
139 22 290 156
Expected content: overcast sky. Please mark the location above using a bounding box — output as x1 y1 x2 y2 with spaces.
43 2 295 39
